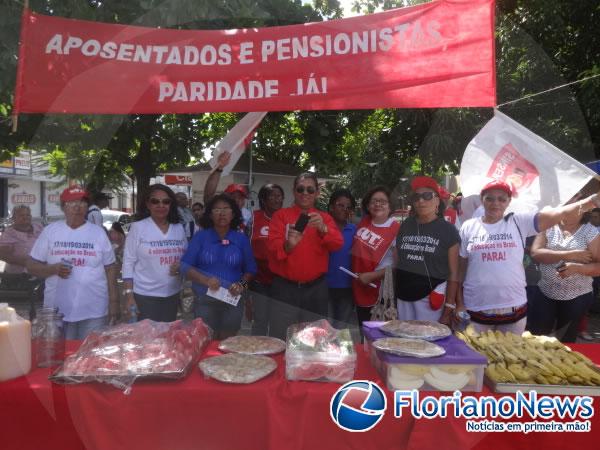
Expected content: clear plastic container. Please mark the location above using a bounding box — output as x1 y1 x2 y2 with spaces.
0 303 32 381
363 322 486 392
285 320 356 383
31 307 65 368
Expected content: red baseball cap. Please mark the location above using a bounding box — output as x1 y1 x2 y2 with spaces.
480 179 515 197
410 176 440 196
224 184 248 198
60 185 90 203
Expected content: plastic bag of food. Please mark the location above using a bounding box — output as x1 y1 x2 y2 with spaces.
285 319 356 383
50 318 212 393
198 353 277 384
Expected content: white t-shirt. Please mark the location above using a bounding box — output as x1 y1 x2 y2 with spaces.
87 205 104 227
122 218 187 297
30 221 115 322
459 213 538 311
538 223 599 300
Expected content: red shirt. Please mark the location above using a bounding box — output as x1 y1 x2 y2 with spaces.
267 205 343 283
351 217 399 307
250 210 274 285
444 207 458 225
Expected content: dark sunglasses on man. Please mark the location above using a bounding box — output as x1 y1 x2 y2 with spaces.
410 192 437 202
296 186 316 194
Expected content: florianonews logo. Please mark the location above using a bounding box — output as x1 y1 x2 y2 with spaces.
330 380 387 432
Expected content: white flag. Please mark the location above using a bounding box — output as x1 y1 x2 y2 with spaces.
208 112 267 176
460 110 597 210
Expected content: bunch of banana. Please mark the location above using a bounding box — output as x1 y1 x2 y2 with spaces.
458 326 600 386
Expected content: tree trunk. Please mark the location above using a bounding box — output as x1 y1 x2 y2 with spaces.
132 138 154 214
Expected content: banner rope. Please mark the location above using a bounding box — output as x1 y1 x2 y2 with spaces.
497 72 600 108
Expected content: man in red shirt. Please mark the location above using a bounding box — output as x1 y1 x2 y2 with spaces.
267 172 343 338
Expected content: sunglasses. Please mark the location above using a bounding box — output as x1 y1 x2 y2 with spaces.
149 198 172 206
483 195 509 203
295 186 316 195
410 192 437 202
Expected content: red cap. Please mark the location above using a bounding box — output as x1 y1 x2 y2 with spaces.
224 184 248 198
60 185 90 203
410 176 440 196
480 179 515 197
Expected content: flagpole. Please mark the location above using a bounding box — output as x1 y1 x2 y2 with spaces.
248 140 253 203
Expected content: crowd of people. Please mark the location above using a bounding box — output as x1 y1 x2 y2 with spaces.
1 160 600 344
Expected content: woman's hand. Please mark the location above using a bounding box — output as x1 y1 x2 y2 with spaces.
229 282 244 296
56 262 72 279
169 262 181 276
566 250 593 264
206 277 220 291
439 307 453 326
125 294 136 320
357 272 371 285
557 262 582 278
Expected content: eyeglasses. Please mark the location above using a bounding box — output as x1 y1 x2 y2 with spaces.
369 198 389 206
295 186 316 195
212 207 232 214
149 198 172 206
483 195 509 203
334 203 353 211
410 192 437 202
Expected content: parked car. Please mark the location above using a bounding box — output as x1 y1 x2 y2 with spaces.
101 209 132 232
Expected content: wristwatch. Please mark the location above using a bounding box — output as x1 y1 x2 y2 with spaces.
123 288 134 295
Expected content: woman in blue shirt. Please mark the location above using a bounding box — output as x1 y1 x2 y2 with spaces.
326 189 357 328
181 194 257 339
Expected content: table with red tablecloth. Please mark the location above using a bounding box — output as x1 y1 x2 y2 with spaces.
2 342 600 450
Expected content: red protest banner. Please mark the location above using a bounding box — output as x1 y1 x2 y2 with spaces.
13 0 495 114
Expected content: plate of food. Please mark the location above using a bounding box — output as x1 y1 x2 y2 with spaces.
380 320 451 341
218 335 286 355
373 337 446 358
198 353 277 384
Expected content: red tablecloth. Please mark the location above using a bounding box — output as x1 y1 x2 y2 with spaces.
2 343 600 450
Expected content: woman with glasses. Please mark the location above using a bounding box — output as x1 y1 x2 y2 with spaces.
27 186 118 339
326 189 357 328
395 177 460 324
181 194 256 339
122 184 187 322
351 186 400 328
459 180 600 334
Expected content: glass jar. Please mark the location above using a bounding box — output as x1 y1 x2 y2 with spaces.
31 307 65 368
